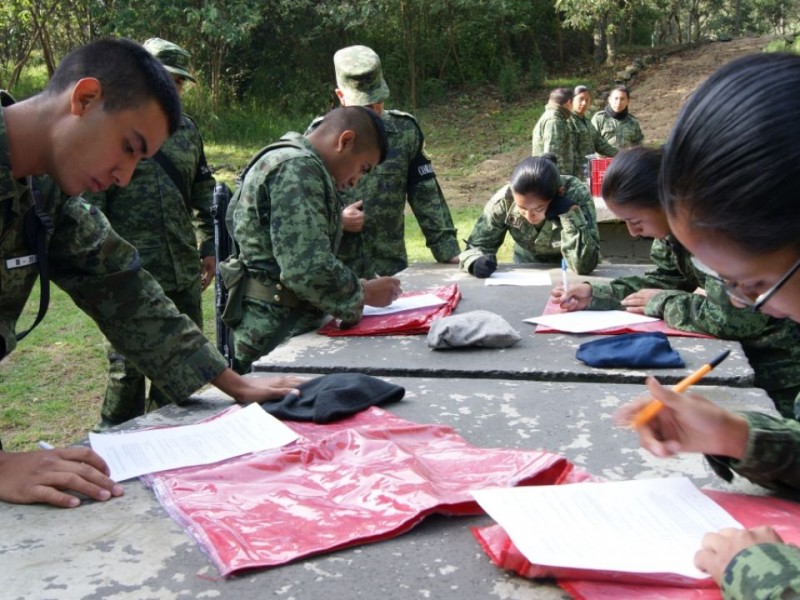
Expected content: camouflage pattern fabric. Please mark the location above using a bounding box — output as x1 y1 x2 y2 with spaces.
227 132 364 373
0 99 226 400
531 102 576 176
331 110 459 277
591 111 644 148
588 236 800 417
722 541 800 599
570 112 618 179
459 175 599 275
85 114 215 423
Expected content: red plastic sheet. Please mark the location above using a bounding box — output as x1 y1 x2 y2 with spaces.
317 284 461 336
472 488 800 599
145 406 575 576
533 298 714 338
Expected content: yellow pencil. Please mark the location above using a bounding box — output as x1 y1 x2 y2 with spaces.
631 349 731 428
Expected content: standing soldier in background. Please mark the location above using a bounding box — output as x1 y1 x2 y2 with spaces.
311 45 460 277
85 38 217 431
592 85 644 148
570 85 617 180
531 87 577 177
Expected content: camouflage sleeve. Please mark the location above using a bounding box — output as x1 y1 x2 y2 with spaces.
540 120 574 175
459 188 509 272
588 239 695 309
722 543 800 599
190 133 216 258
48 195 226 401
591 122 618 157
558 206 599 275
631 119 644 145
268 161 364 322
405 124 460 262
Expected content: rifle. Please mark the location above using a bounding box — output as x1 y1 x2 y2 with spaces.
211 182 234 367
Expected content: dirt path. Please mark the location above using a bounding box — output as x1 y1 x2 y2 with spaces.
438 36 771 208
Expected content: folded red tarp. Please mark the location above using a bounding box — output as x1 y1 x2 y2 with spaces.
144 406 578 576
533 298 713 338
317 284 461 336
472 488 800 599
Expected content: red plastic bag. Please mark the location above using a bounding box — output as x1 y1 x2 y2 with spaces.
145 406 575 576
533 298 713 338
472 488 800 599
317 284 461 336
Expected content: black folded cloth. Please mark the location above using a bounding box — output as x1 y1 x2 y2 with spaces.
576 332 685 368
262 373 405 423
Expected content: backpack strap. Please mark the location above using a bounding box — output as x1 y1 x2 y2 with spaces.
152 150 192 213
16 179 55 342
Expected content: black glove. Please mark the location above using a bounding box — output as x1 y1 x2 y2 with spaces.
469 256 497 279
545 195 577 220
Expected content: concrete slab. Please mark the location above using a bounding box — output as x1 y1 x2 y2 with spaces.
254 264 754 389
2 376 777 600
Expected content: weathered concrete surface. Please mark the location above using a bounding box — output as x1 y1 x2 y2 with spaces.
2 376 776 600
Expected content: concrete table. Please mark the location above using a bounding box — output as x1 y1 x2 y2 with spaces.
2 376 776 600
254 264 754 388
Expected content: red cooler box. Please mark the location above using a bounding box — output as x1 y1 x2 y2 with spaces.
590 157 613 197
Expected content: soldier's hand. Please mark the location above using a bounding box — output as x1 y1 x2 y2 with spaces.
695 527 783 584
553 283 592 311
621 288 661 314
342 200 365 233
200 255 216 291
234 375 307 405
0 448 124 508
363 277 402 307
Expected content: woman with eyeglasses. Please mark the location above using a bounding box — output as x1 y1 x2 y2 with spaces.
553 146 800 418
615 53 800 598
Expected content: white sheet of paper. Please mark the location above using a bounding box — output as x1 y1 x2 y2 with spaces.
472 477 742 579
363 293 446 316
523 309 659 333
484 270 553 286
89 403 300 482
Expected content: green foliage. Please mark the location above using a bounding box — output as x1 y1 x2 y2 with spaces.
497 61 522 102
418 78 447 105
528 50 547 90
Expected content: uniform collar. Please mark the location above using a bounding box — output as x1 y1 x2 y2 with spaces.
0 94 33 215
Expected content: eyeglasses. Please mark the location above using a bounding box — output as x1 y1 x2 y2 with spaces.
690 255 800 312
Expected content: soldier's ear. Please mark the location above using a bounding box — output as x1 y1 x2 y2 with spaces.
559 186 566 196
70 78 103 116
336 130 356 153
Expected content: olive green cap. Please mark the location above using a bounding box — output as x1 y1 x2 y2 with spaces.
143 37 196 83
333 45 390 106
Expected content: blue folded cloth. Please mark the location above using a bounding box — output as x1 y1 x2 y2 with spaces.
576 332 685 368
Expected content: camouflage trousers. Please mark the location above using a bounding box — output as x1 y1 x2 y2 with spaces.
231 298 321 374
98 279 203 427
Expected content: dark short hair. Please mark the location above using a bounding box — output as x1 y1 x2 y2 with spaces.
317 105 388 164
549 87 574 106
574 85 590 96
510 156 560 200
610 85 631 99
602 146 661 208
660 52 800 254
44 38 181 135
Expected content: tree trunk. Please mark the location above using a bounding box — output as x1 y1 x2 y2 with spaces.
593 18 606 65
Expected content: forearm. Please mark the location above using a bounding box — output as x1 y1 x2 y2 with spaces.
722 543 800 599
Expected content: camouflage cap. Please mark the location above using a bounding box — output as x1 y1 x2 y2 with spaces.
143 37 196 83
334 45 390 106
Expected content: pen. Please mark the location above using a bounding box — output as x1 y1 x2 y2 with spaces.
561 258 569 295
38 441 55 450
631 349 732 428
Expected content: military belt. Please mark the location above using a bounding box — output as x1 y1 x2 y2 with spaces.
243 276 299 308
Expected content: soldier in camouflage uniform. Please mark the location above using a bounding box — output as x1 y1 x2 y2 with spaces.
85 38 217 431
309 46 459 276
616 54 800 598
570 85 617 180
224 107 401 374
0 39 302 508
591 85 644 148
531 88 577 177
460 155 599 276
555 147 800 417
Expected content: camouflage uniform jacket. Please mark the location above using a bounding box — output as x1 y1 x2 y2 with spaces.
588 236 800 414
459 175 599 275
531 102 575 176
229 132 364 322
333 110 459 276
85 114 215 293
0 97 225 398
570 112 617 179
591 110 644 148
706 411 800 598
